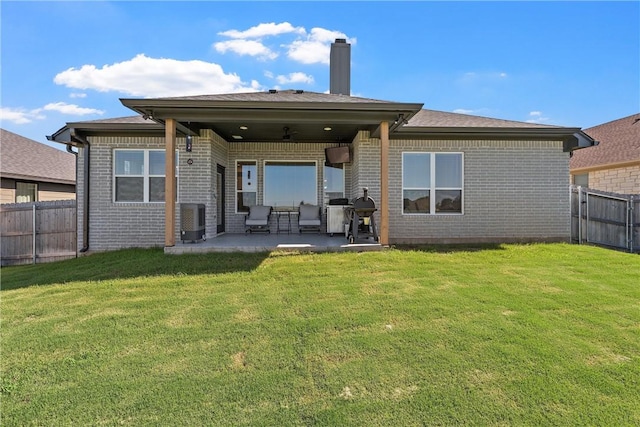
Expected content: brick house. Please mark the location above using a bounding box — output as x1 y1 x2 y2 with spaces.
1 129 76 204
48 40 596 252
570 113 640 194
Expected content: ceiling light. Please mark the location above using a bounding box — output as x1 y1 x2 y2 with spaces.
239 126 248 130
324 127 332 131
231 135 243 140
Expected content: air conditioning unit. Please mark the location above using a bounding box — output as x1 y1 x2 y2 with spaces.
180 203 205 242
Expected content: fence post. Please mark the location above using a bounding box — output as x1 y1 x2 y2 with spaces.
630 195 635 253
577 186 583 244
32 203 36 264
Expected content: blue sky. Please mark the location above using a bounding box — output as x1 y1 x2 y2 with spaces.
1 1 638 149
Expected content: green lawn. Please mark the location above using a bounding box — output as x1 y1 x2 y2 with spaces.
2 244 639 426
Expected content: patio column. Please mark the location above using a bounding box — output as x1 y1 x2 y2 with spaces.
380 120 389 245
165 118 177 247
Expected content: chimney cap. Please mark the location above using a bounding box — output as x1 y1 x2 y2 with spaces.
334 38 347 44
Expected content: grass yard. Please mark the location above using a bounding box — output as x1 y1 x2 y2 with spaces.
1 243 639 426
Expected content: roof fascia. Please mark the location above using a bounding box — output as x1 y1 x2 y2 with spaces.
121 98 424 124
48 122 165 147
570 159 640 173
392 127 596 152
1 172 75 186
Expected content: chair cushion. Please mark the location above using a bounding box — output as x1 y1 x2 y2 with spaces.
299 204 319 221
248 205 271 220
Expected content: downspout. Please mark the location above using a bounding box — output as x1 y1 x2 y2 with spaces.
71 130 90 253
64 144 82 254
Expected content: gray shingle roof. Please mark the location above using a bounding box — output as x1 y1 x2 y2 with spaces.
1 129 75 184
69 115 155 125
148 89 396 104
407 109 561 129
570 113 640 170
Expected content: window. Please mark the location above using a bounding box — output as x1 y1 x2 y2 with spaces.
573 173 589 187
114 149 177 202
264 161 317 207
236 160 257 212
16 182 37 203
324 162 345 202
402 152 463 214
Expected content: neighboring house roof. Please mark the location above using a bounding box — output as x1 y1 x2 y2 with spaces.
570 113 640 171
1 129 75 185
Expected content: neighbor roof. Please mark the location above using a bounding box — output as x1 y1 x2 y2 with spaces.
1 128 76 184
570 113 640 171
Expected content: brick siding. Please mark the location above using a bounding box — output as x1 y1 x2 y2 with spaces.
79 131 571 250
587 165 640 194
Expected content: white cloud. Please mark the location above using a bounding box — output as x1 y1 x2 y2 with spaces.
458 71 508 84
69 93 87 98
54 54 261 97
453 108 475 115
526 111 550 123
43 102 104 116
0 107 45 124
452 108 492 116
214 39 278 60
0 102 103 124
286 28 355 65
216 22 355 66
219 22 305 39
275 72 314 85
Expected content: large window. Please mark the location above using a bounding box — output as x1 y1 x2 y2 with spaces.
324 162 345 202
264 161 317 207
402 152 463 214
236 160 257 212
16 182 37 203
114 149 177 203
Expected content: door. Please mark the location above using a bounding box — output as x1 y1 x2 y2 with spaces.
216 164 225 234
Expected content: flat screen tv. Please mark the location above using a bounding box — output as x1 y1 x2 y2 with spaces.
325 146 351 164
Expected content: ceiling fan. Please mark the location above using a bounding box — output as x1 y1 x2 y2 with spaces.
282 126 298 141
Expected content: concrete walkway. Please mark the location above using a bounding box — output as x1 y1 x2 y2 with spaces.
165 232 383 254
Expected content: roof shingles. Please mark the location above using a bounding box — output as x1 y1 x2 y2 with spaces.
1 129 75 184
570 113 640 170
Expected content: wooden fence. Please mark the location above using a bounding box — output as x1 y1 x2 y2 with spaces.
570 185 639 253
1 200 77 266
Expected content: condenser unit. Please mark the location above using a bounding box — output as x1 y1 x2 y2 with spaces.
180 203 206 242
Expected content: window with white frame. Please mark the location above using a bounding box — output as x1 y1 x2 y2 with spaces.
402 152 463 214
16 182 37 203
236 160 257 212
264 161 317 207
113 149 177 203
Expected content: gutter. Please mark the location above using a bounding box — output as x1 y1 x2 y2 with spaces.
48 129 91 253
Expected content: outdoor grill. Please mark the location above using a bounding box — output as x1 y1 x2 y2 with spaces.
345 188 378 244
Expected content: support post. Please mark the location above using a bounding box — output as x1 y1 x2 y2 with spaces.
165 118 177 247
380 120 389 245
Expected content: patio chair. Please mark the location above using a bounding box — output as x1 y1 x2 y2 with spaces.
245 205 272 233
297 204 321 233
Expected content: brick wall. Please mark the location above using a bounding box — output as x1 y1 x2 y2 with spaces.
79 131 571 250
225 141 353 233
381 138 570 243
588 165 640 194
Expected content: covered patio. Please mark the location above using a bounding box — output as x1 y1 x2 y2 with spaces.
164 232 383 254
